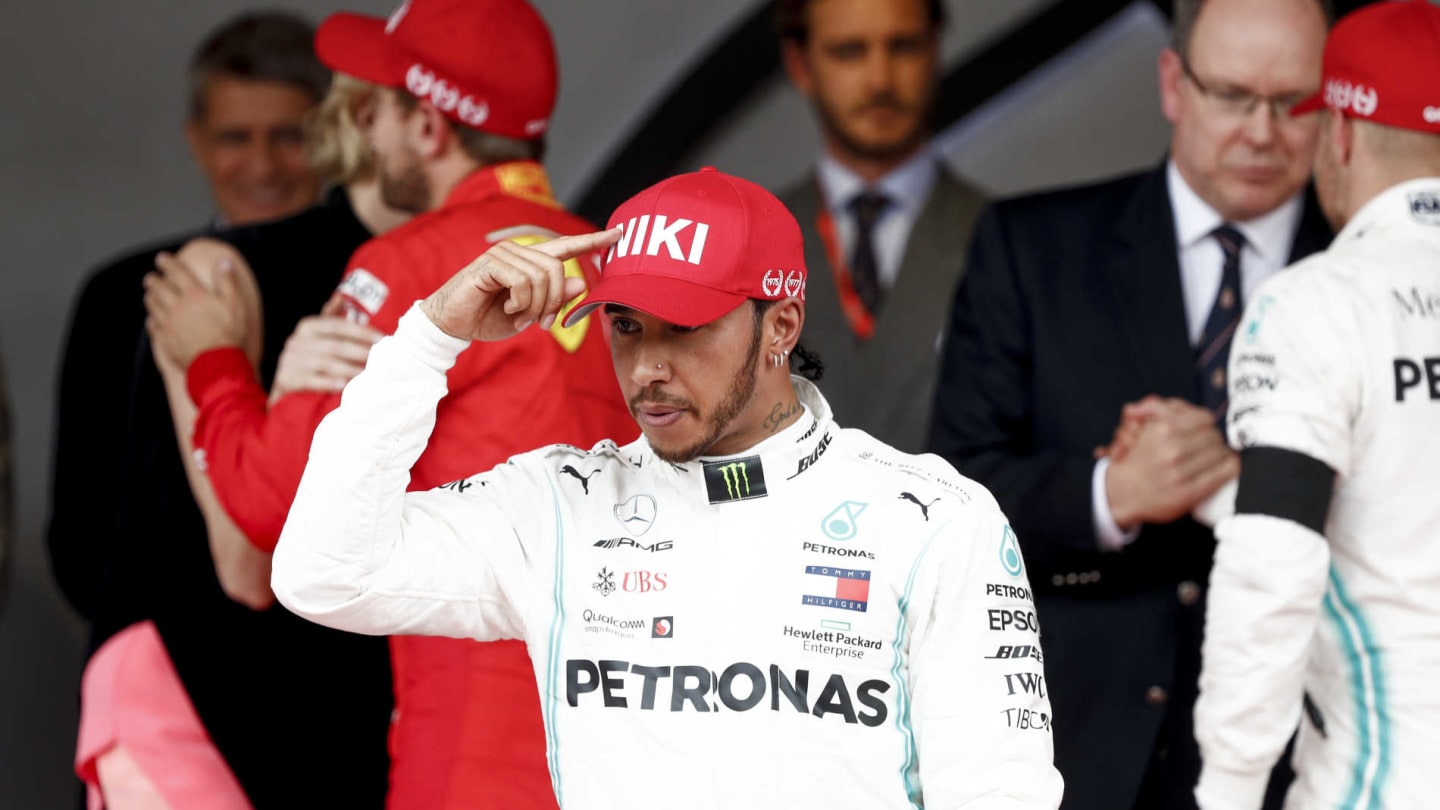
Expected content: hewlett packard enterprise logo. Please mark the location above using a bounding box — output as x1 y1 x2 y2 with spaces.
702 455 768 504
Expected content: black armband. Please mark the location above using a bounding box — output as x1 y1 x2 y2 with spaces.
1234 446 1336 535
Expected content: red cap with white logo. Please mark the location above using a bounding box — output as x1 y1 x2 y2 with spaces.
1290 0 1440 133
565 167 808 328
314 0 557 139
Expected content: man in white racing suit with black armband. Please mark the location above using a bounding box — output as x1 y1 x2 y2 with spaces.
1194 2 1440 808
268 167 1064 808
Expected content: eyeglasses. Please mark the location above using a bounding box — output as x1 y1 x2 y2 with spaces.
1180 56 1312 120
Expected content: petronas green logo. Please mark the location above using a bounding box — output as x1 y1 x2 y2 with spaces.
999 526 1023 578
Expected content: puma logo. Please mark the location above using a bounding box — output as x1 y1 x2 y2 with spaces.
560 465 601 494
899 492 939 521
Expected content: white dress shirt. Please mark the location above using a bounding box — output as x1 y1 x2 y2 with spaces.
815 147 939 291
1092 161 1305 550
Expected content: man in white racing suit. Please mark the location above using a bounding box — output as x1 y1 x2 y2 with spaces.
1194 2 1440 807
267 167 1064 808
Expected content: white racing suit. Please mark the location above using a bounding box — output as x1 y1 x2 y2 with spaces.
1195 179 1440 809
272 305 1065 809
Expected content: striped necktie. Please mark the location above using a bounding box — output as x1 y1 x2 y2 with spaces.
848 191 890 314
1196 224 1245 422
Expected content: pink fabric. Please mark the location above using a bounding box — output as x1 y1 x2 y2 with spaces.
88 746 172 810
76 621 251 810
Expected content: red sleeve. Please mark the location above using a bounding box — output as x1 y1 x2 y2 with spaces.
187 238 425 551
188 347 341 552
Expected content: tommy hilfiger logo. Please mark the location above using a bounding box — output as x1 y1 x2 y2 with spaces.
703 456 767 504
802 566 871 613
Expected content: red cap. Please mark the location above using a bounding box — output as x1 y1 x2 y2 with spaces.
315 0 557 139
565 168 808 328
1290 0 1440 134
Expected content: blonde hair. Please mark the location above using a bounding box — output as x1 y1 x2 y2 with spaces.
306 74 378 187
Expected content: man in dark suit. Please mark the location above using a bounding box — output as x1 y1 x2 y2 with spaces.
928 0 1333 807
49 10 327 620
775 0 985 453
46 12 341 807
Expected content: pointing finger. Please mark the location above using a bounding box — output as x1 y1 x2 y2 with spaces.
532 227 622 262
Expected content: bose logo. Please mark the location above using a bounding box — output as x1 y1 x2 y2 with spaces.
1425 107 1440 124
607 215 710 265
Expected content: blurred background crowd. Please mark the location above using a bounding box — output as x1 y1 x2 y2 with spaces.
0 0 1413 806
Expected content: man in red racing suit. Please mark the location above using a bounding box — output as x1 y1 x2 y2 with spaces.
144 1 636 806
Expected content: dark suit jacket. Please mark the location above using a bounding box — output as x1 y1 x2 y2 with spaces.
928 164 1331 809
50 230 201 619
780 165 985 454
51 189 393 807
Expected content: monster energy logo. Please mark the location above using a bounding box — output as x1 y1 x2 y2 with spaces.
702 455 768 504
722 463 750 497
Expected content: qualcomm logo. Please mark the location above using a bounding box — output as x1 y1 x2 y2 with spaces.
614 494 657 536
822 501 867 541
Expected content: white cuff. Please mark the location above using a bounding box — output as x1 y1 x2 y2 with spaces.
1192 477 1238 529
1092 457 1140 550
1194 763 1271 810
395 302 471 373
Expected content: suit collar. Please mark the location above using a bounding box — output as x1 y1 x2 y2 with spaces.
1165 160 1305 268
1108 163 1197 399
1106 163 1330 399
815 147 939 219
1288 184 1332 263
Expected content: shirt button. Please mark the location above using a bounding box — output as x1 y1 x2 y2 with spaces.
1212 368 1226 389
1177 581 1201 606
1146 686 1168 706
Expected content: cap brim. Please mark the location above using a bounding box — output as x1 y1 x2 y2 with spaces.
1289 90 1325 117
563 274 749 329
315 13 409 87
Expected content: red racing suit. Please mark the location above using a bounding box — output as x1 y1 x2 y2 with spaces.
185 161 637 809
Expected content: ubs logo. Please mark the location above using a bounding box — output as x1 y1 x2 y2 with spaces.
594 568 617 597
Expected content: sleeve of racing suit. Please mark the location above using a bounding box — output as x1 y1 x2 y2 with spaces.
1194 276 1356 809
910 497 1065 808
271 303 533 642
188 238 425 552
187 348 341 552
